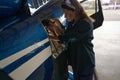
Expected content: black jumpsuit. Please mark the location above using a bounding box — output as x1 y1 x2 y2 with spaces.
59 19 95 80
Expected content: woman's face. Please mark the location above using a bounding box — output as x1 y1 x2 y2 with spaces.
62 8 76 22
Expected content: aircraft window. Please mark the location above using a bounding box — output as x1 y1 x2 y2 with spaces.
27 0 51 15
78 0 98 16
78 0 104 29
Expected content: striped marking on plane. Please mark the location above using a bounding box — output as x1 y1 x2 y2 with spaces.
0 38 52 80
0 38 49 68
9 47 51 80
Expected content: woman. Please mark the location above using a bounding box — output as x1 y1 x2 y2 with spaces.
59 0 95 80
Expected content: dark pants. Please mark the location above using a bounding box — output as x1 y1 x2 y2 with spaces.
52 50 68 80
73 65 94 80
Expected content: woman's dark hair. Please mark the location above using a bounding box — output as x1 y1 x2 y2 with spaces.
61 3 75 11
61 0 94 22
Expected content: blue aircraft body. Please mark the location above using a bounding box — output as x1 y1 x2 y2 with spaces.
0 0 69 80
0 0 104 80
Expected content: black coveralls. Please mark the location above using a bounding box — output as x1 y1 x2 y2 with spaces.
59 19 95 80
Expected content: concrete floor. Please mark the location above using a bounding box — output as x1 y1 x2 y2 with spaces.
93 21 120 80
